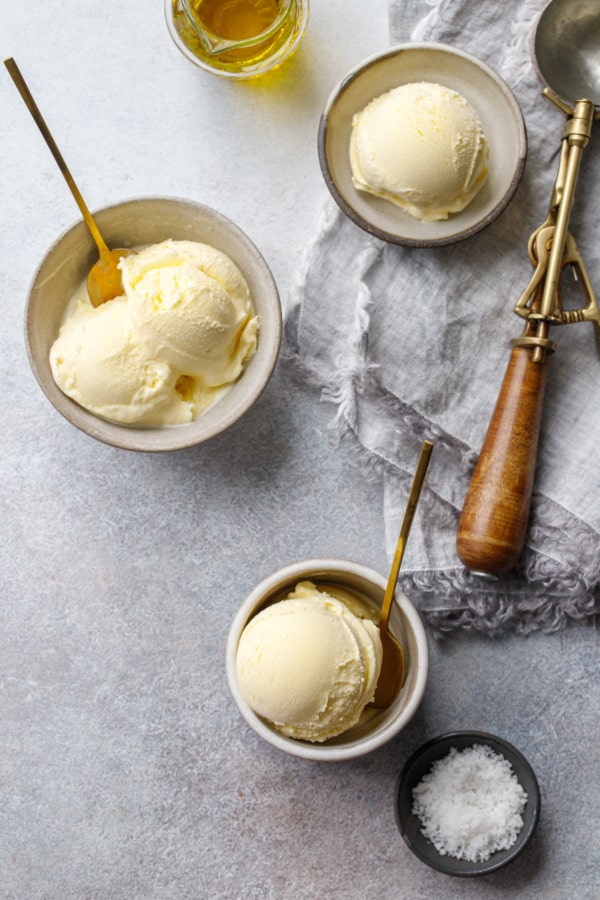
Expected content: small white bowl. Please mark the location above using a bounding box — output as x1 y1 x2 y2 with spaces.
318 43 527 247
25 196 281 451
226 559 429 761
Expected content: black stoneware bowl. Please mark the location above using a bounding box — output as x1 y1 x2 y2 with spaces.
394 731 541 876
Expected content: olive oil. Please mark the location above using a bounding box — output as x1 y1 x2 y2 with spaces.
187 0 282 42
170 0 307 78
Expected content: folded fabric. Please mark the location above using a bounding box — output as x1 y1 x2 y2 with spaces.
283 0 600 633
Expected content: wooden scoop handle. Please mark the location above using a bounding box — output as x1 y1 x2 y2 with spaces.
456 346 549 575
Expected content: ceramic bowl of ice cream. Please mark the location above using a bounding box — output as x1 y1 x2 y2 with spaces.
25 196 281 451
226 558 429 761
318 43 527 247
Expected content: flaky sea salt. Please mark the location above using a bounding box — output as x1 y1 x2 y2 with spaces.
411 743 528 862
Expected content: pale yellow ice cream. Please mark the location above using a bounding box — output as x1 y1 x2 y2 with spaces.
350 81 489 221
236 581 383 743
49 297 185 425
49 240 258 426
122 240 257 388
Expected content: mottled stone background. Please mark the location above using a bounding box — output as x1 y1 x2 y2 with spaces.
1 2 599 897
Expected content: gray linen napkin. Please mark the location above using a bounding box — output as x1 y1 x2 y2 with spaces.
284 0 600 633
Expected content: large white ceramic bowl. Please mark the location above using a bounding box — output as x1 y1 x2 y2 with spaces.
226 559 429 761
25 196 281 451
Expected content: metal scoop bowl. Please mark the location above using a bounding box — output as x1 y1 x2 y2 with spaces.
534 0 600 107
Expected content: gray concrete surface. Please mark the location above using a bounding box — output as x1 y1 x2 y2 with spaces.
1 2 599 897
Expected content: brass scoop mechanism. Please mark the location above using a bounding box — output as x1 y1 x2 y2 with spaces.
513 91 600 362
456 0 600 577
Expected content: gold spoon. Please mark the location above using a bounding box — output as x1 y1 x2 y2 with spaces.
371 439 433 709
4 58 134 307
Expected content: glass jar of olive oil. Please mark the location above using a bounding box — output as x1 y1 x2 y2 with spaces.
166 0 309 79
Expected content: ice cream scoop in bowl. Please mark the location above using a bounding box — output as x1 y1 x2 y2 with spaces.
319 43 526 247
25 196 281 451
226 558 429 761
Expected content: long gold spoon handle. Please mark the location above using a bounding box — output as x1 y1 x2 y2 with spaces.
4 57 109 256
380 440 433 630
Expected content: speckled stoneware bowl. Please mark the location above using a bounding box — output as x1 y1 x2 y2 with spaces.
395 731 541 876
318 43 527 247
25 196 281 451
226 558 429 762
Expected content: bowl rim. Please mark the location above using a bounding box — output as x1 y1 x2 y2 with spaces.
24 194 282 452
226 557 429 761
394 729 541 876
318 42 528 248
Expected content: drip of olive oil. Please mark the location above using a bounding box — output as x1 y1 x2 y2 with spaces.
188 0 282 41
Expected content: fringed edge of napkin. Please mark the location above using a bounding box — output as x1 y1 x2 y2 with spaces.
339 407 600 636
282 209 600 636
285 368 600 635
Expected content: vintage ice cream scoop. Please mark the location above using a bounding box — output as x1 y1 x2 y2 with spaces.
456 0 600 576
4 58 134 307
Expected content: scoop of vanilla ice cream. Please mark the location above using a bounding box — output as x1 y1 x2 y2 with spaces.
236 581 383 742
350 81 489 221
49 238 259 426
49 297 192 425
122 240 258 387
